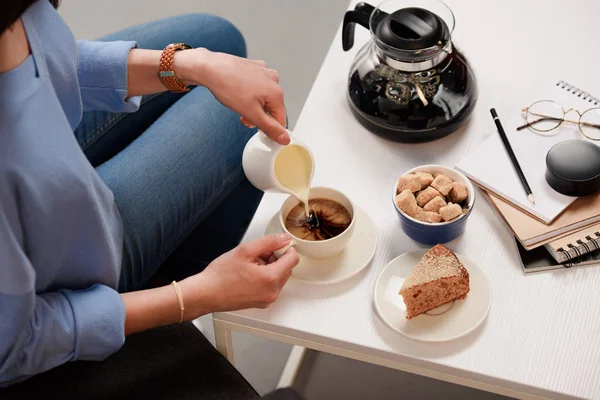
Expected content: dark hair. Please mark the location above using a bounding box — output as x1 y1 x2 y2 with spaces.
1 0 60 34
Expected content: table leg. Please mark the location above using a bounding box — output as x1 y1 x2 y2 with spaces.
277 345 308 389
213 319 235 365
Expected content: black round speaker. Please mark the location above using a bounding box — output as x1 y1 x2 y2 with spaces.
545 140 600 197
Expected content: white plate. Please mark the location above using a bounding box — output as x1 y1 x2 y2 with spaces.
374 250 492 342
265 206 377 285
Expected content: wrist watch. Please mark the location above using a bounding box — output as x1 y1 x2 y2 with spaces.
159 43 192 93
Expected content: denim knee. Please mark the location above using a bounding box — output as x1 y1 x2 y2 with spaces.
180 13 247 58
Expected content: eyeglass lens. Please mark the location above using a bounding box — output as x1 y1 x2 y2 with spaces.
580 108 600 140
526 100 563 132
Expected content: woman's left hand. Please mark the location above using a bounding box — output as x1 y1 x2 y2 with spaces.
176 48 289 145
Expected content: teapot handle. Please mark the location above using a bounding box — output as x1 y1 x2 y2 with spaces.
342 2 375 51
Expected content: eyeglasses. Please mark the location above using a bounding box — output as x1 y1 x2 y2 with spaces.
517 100 600 141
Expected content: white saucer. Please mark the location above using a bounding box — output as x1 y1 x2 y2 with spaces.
374 250 491 342
264 206 377 285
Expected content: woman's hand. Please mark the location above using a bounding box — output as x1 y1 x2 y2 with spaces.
176 48 289 145
179 233 299 318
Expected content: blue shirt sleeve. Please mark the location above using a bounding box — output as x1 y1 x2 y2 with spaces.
76 40 142 113
0 206 126 387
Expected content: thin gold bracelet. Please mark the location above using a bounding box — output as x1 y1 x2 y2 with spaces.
171 281 185 323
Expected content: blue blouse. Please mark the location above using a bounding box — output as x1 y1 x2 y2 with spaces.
0 0 141 385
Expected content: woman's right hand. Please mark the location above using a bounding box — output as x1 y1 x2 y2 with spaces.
176 48 289 145
180 233 299 318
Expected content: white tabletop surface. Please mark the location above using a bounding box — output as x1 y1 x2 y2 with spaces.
219 1 600 399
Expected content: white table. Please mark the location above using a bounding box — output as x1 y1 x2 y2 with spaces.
213 1 600 399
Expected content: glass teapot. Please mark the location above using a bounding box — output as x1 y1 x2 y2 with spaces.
343 0 477 143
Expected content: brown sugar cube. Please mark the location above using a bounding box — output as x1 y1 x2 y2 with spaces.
416 186 441 207
439 203 463 222
415 209 443 223
423 196 447 213
395 190 420 218
414 171 434 189
431 174 453 196
449 182 468 203
433 172 444 178
397 174 421 193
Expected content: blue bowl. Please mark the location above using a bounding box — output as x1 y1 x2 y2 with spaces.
392 165 475 245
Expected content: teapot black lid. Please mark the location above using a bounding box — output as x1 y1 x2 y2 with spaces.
375 7 447 50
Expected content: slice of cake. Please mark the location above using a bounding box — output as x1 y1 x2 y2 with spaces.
400 244 470 319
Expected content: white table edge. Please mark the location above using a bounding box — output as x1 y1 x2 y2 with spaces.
212 312 575 400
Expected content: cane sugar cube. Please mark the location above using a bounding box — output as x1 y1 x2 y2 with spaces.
439 203 463 222
415 210 442 223
414 171 434 189
397 174 422 193
423 196 447 213
395 190 420 218
449 182 468 203
431 174 453 196
416 187 442 207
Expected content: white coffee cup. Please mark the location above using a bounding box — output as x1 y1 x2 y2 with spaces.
274 187 356 259
242 130 315 196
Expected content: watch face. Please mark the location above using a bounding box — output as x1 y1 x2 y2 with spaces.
169 43 192 50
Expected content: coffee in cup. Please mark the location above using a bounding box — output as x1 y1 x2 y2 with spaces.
276 187 356 259
285 198 352 241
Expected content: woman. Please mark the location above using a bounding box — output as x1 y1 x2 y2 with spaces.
0 0 299 386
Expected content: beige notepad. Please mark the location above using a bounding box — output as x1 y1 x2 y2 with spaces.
483 191 600 249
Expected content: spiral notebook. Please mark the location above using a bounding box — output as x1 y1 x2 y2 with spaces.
456 81 600 224
517 234 600 274
544 224 600 264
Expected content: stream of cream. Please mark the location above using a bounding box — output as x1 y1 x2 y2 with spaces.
274 145 313 216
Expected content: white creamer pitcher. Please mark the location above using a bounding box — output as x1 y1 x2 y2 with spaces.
242 130 315 206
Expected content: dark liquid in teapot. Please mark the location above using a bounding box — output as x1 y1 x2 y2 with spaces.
348 49 477 143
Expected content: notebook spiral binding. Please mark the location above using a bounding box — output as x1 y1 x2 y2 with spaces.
557 231 600 268
557 80 600 106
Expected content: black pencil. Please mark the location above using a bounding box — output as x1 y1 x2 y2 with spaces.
490 108 535 206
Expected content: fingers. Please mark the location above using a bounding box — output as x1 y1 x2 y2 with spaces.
239 59 288 144
255 249 297 310
265 68 279 83
251 104 289 145
265 96 287 130
258 251 297 309
240 116 256 128
269 247 299 277
260 251 274 261
258 251 276 265
280 270 292 286
239 233 292 258
256 257 267 266
250 59 267 67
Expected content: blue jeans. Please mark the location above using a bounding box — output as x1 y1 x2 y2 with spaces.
74 14 263 292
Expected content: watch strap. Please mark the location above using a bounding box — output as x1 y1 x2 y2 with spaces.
159 43 192 93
